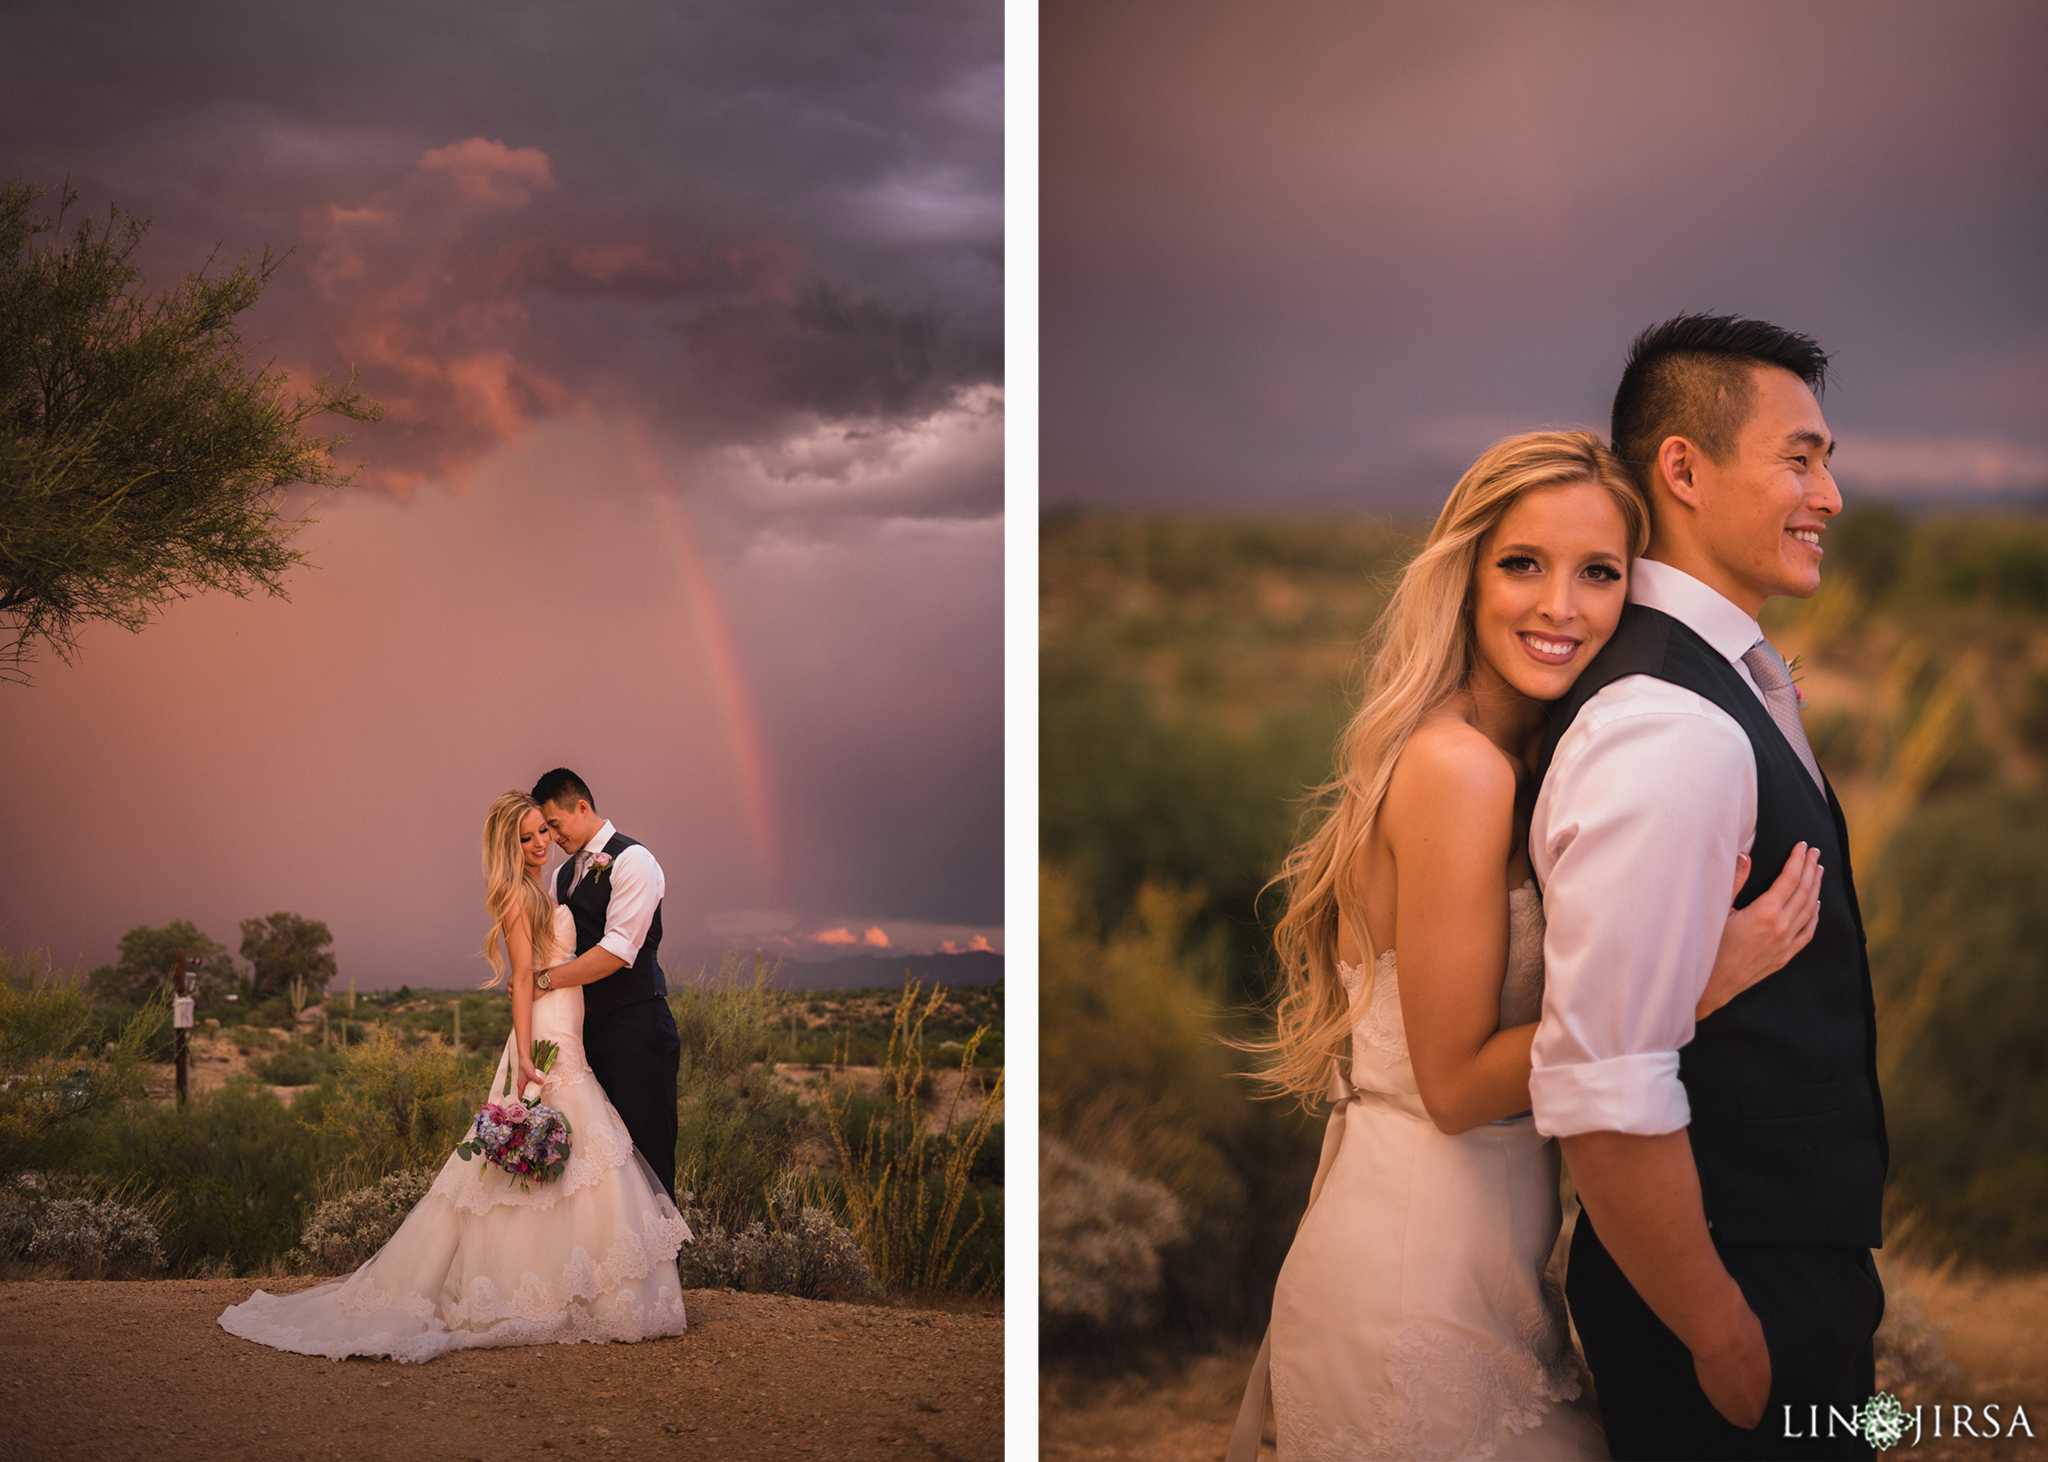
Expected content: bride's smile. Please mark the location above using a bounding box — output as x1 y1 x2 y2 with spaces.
1467 478 1630 708
518 809 554 871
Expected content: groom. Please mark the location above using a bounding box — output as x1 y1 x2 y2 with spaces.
1529 316 1887 1459
530 767 684 1203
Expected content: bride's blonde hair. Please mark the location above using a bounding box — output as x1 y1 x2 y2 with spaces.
1251 430 1647 1107
480 790 559 987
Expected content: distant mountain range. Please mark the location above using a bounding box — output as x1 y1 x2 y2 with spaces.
665 947 1003 992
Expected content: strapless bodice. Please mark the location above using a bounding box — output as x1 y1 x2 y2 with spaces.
531 904 583 1045
543 904 576 970
1337 881 1544 1105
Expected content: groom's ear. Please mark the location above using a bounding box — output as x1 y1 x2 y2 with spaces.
1655 435 1708 512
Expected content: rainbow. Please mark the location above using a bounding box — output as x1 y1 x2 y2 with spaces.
620 421 783 898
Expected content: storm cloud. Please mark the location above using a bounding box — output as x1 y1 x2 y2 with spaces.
3 0 1002 515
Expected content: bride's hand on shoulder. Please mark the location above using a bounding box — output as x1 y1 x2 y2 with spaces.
1696 843 1823 1021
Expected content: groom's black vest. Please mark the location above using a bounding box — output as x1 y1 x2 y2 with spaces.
1536 603 1887 1247
556 832 667 1017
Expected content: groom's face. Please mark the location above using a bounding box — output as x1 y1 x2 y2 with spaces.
541 798 600 853
1690 366 1840 610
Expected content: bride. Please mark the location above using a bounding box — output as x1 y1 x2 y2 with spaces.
1230 431 1824 1460
219 791 692 1362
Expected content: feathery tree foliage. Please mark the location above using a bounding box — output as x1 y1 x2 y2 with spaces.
0 179 380 682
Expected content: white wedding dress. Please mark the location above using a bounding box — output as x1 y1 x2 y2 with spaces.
220 905 692 1363
1266 883 1608 1460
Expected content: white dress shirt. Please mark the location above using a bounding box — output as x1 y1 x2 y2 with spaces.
563 819 666 968
1528 558 1778 1139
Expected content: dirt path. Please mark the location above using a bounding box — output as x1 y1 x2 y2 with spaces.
2 1279 1001 1461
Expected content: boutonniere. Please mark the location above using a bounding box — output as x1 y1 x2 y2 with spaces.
588 851 613 884
1784 654 1809 710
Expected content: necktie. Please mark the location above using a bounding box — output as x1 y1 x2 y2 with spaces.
1741 638 1824 792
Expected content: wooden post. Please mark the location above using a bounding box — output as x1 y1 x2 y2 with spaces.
173 948 189 1107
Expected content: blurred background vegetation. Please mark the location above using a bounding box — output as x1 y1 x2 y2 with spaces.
0 948 1003 1305
1039 503 2048 1359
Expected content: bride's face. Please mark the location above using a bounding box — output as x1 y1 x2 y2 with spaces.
1469 480 1630 703
517 808 553 871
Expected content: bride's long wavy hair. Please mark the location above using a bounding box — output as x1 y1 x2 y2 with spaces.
1249 430 1647 1108
480 790 559 987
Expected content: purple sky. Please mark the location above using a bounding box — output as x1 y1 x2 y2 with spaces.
1 1 1003 986
1046 0 2048 511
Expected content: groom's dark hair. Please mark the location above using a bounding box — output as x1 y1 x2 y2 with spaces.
532 768 596 812
1612 313 1830 488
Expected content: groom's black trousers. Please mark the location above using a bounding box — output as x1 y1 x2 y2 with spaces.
1568 1212 1884 1460
582 995 682 1203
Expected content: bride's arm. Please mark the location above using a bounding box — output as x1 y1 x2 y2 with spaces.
501 917 543 1094
1696 843 1823 1020
1379 721 1538 1135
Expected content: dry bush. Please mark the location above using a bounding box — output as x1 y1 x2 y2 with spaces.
287 1167 438 1275
0 1190 165 1279
679 1182 879 1300
1040 1135 1186 1329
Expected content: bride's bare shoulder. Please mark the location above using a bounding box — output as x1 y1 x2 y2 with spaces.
1381 713 1517 829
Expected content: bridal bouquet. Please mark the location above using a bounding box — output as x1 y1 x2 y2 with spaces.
455 1040 573 1189
455 1096 573 1190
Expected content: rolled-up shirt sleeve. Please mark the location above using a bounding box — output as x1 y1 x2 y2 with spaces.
597 845 665 967
1529 681 1757 1138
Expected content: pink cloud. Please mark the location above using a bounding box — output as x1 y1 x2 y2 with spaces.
810 927 856 946
295 138 805 496
862 926 890 948
937 939 960 954
967 935 991 952
415 138 557 210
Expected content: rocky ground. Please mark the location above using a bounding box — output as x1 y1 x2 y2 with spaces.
3 1279 1002 1461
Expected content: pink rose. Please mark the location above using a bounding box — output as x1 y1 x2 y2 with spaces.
499 1099 529 1125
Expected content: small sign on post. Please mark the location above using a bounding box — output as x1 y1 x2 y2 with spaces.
173 948 191 1107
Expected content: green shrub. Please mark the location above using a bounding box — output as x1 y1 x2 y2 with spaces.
314 1023 479 1189
0 955 162 1179
1041 861 1319 1347
969 1120 1003 1186
2017 670 2048 752
1875 785 2048 1268
89 1077 321 1271
670 955 808 1229
1825 502 1910 599
251 1046 326 1086
821 981 1005 1296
